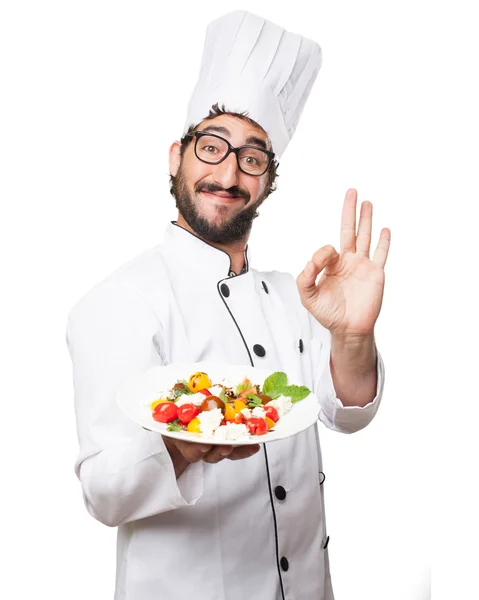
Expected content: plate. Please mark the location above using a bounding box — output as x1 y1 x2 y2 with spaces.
116 361 320 446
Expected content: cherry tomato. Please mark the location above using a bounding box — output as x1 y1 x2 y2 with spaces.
187 417 201 433
246 417 268 436
265 416 276 430
188 372 212 393
177 403 199 425
233 413 245 424
264 406 279 422
152 401 178 423
200 396 225 413
224 402 237 421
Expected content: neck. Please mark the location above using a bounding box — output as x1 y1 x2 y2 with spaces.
176 213 247 274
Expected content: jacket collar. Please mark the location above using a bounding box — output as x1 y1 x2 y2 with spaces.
162 221 251 282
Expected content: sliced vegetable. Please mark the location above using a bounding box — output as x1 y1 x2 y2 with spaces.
246 417 268 436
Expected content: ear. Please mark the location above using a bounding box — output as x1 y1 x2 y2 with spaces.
169 141 182 177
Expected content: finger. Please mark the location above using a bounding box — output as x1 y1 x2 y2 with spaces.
175 440 212 463
227 444 261 461
372 228 391 269
356 201 373 257
296 245 339 305
202 445 234 464
340 188 358 253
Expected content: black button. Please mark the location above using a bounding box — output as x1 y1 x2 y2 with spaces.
299 339 304 353
220 283 230 297
275 486 286 500
319 471 326 485
262 281 269 294
280 557 289 571
253 344 266 357
323 536 330 549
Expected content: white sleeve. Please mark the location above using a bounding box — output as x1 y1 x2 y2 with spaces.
66 281 204 527
308 313 385 434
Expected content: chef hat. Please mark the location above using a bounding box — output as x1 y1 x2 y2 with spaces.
184 10 322 159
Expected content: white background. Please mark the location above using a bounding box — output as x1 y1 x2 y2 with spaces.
1 1 477 599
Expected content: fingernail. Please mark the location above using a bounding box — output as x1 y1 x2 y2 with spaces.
220 448 232 457
199 445 210 453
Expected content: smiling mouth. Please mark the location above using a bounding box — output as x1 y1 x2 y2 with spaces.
200 191 244 203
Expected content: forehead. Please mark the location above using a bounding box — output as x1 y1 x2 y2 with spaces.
195 114 271 150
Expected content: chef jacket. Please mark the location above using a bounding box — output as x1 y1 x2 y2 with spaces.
66 221 385 600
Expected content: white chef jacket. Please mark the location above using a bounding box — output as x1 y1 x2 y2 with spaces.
66 221 385 600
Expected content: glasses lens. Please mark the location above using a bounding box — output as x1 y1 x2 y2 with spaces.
238 147 270 175
196 135 229 163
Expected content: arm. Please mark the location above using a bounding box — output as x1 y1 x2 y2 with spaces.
297 189 390 431
67 281 204 527
308 313 385 433
330 332 377 407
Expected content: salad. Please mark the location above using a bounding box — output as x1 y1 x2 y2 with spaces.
149 370 311 441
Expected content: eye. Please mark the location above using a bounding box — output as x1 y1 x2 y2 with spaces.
203 144 219 154
243 155 260 166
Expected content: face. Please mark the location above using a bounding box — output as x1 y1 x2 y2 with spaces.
169 114 272 244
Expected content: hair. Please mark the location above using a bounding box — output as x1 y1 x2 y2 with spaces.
169 103 279 197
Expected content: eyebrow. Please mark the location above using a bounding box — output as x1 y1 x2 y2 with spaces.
201 125 269 151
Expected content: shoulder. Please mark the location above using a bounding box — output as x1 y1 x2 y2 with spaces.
67 244 167 323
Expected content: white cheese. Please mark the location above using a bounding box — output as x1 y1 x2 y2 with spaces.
251 406 267 420
209 385 224 397
219 377 234 389
265 395 293 418
213 422 249 441
240 408 252 419
198 408 223 436
176 392 205 407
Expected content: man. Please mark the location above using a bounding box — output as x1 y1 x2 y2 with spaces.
67 10 390 600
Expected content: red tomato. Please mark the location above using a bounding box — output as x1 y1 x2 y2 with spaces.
153 402 178 423
233 413 245 424
177 403 199 425
264 406 279 422
246 417 268 436
199 389 212 396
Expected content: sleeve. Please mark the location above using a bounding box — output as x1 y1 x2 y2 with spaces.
308 312 385 434
66 281 204 527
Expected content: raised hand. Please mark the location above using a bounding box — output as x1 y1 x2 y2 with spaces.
296 188 390 339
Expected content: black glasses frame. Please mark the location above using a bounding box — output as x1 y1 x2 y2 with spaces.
186 131 275 176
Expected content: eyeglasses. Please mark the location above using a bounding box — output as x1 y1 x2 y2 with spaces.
186 131 275 176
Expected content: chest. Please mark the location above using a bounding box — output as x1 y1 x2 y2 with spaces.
152 270 315 390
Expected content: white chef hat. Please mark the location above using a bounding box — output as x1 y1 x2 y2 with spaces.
184 10 322 159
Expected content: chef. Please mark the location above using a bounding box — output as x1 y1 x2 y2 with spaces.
67 10 390 600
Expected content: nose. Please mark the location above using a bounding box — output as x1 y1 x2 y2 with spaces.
211 152 240 189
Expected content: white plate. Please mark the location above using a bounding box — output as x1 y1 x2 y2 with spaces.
117 361 320 446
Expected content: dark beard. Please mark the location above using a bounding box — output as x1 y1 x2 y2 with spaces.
171 163 267 244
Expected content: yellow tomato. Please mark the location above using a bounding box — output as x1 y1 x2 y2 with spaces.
187 417 201 433
233 399 248 413
188 372 212 393
224 402 236 422
265 416 276 430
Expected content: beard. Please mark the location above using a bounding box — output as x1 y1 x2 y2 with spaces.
171 162 268 244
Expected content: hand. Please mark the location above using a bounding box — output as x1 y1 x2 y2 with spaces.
296 189 391 338
162 436 261 478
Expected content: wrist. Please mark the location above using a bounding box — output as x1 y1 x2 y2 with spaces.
330 331 377 374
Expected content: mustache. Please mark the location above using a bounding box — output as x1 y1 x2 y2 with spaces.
195 182 250 202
